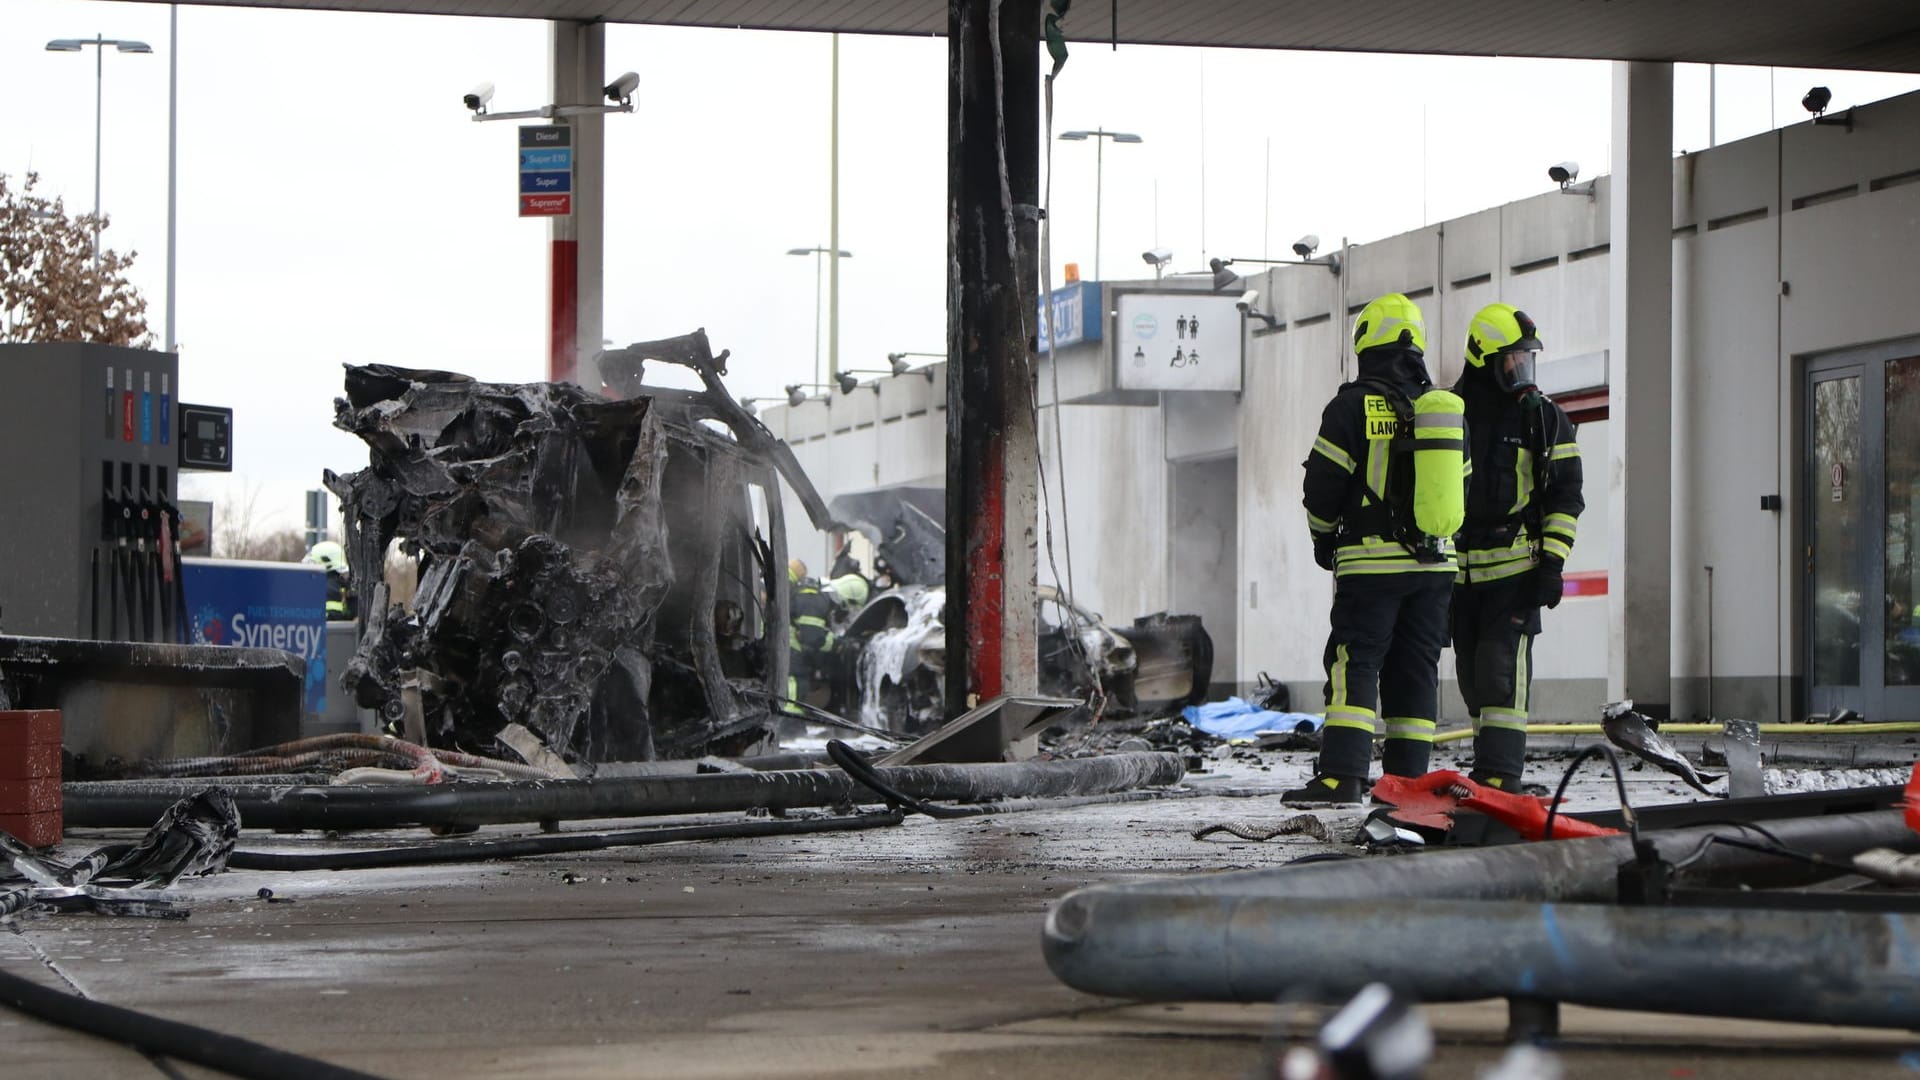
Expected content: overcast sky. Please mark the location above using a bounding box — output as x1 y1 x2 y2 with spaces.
7 1 1920 537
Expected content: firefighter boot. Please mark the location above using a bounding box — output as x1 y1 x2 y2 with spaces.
1282 774 1366 807
1468 724 1528 791
1283 723 1373 806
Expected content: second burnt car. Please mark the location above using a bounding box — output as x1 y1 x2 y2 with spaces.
835 583 1213 735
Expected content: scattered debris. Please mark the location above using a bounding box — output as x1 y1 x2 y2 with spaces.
1763 765 1913 794
845 583 1215 734
1192 815 1331 843
1 788 239 922
1721 718 1764 798
1601 700 1721 795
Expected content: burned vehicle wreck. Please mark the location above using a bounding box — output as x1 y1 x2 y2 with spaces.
828 492 1213 735
326 330 834 763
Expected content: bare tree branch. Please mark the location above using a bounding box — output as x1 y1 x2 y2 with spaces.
1 172 153 347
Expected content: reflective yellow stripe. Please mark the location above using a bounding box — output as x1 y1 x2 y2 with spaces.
1461 558 1536 584
1308 511 1338 534
1325 705 1378 734
1541 536 1572 561
1384 717 1436 741
1515 635 1531 714
1314 437 1357 473
1482 706 1527 730
1549 442 1580 461
1337 559 1459 576
1542 512 1578 547
794 616 829 629
1365 437 1389 502
1510 447 1535 517
1330 644 1351 710
1461 540 1533 566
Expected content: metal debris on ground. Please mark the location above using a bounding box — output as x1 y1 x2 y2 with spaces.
325 330 835 764
101 732 556 784
1600 700 1722 795
1192 814 1332 843
1 788 239 922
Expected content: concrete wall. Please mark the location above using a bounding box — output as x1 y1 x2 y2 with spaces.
757 88 1920 723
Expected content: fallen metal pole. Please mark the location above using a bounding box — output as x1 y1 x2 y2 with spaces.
65 752 1184 831
1044 810 1920 1026
1047 896 1920 1028
227 811 904 871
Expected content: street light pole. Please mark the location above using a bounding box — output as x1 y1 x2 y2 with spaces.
45 34 152 270
166 5 178 353
1056 127 1141 280
787 246 852 389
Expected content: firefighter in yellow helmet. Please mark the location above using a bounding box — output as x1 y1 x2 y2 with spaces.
1451 303 1584 790
787 559 837 710
304 540 356 621
1286 293 1468 806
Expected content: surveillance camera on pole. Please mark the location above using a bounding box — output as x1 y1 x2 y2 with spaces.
1803 85 1854 131
464 74 639 122
1292 235 1320 259
604 71 639 106
1549 161 1595 198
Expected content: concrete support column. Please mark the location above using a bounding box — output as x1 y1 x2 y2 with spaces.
946 0 1042 720
1607 60 1674 714
550 21 606 392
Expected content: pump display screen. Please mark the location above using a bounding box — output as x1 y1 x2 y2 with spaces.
178 404 232 472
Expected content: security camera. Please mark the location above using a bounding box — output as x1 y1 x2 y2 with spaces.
1548 161 1579 185
1236 289 1259 314
1292 235 1320 259
1142 248 1173 267
604 71 640 104
463 81 495 113
1802 86 1832 116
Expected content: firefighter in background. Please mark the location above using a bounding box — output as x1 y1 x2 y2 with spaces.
819 547 875 715
787 559 838 709
1286 293 1468 806
1451 304 1584 790
304 540 356 621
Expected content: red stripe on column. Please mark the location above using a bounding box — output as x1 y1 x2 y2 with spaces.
549 239 579 385
966 438 1005 702
1562 570 1608 597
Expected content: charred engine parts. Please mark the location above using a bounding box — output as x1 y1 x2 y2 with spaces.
325 330 833 765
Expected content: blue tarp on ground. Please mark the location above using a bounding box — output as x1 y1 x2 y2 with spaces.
1182 697 1324 740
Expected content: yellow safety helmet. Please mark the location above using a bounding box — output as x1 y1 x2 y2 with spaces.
1352 293 1426 355
304 540 348 575
788 559 806 584
1465 303 1544 394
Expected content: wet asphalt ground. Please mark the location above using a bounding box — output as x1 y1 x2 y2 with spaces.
5 736 1919 1078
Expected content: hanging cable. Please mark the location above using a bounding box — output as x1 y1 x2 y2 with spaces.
1027 7 1107 719
1541 743 1639 843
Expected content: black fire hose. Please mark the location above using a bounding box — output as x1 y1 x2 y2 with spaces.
63 752 1186 832
0 965 381 1080
227 811 903 871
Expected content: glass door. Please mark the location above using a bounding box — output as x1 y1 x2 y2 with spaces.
1884 357 1920 717
1807 341 1920 721
1808 366 1864 717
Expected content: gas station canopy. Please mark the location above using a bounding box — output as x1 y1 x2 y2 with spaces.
121 0 1920 73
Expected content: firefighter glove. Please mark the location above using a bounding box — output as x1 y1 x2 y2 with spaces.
1312 533 1337 572
1535 554 1565 610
